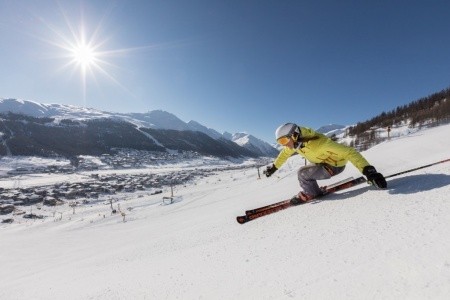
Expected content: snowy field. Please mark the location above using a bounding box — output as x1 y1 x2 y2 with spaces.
1 124 450 299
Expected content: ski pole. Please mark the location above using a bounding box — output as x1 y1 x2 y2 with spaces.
275 171 295 182
386 158 450 179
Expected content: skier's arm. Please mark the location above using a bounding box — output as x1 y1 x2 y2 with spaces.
326 140 387 188
324 140 370 172
273 147 295 169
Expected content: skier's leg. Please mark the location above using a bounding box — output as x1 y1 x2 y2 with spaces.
297 164 345 197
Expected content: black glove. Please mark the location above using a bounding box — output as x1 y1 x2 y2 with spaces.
363 165 387 188
264 164 278 177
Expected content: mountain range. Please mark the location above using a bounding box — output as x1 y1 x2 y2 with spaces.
316 124 346 136
0 98 278 158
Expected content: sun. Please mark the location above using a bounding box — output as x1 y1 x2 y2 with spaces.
60 31 107 101
70 42 97 69
37 6 161 104
41 16 123 102
36 16 110 100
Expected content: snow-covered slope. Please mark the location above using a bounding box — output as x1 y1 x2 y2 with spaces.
1 123 450 299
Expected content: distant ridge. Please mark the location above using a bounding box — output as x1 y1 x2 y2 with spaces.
0 98 277 158
316 124 346 136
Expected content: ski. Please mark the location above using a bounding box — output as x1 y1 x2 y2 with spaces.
236 176 367 224
244 177 354 216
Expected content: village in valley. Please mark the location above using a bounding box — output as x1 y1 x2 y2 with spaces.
0 149 267 223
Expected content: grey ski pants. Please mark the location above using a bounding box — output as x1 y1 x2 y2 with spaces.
297 164 345 196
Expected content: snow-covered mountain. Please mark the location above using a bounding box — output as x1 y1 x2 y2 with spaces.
232 132 279 157
0 98 277 157
316 124 347 136
0 98 108 119
222 131 233 140
187 120 223 140
128 110 190 131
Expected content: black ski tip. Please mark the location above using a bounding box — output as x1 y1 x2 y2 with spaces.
236 215 248 224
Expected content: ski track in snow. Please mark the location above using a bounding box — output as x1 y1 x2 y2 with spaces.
1 124 450 299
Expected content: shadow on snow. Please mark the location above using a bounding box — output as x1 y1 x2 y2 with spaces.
385 173 450 195
312 173 450 204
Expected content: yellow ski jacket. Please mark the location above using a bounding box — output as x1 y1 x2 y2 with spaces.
273 127 370 173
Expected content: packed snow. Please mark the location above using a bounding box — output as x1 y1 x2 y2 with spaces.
1 124 450 299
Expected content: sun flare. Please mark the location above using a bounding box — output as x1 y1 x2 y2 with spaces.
39 7 157 103
42 17 121 101
70 42 97 69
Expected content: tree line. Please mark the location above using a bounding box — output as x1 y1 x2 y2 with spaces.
346 87 450 150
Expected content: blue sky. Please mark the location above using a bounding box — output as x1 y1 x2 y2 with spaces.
1 0 450 143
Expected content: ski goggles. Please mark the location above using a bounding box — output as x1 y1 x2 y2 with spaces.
277 131 300 146
277 136 291 145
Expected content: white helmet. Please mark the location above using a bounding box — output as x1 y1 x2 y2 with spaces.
275 123 300 140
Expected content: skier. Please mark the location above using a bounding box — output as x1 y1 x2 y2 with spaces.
265 123 387 203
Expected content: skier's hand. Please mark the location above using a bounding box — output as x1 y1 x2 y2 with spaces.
264 164 277 177
363 165 387 188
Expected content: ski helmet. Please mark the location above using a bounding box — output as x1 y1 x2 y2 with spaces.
275 123 300 144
